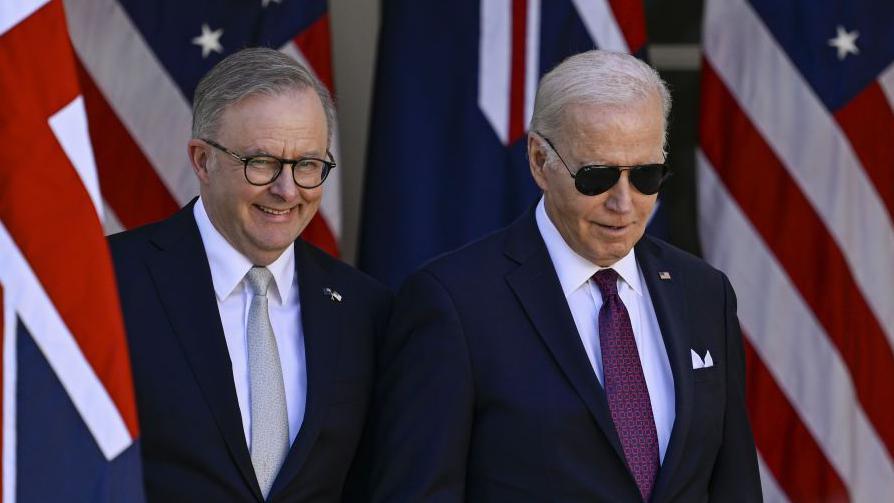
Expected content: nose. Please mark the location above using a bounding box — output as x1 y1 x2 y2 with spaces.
268 165 300 201
604 171 634 213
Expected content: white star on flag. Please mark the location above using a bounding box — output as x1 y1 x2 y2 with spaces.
192 23 224 58
828 25 859 60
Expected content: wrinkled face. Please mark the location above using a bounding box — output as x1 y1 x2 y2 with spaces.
529 97 665 266
188 88 328 266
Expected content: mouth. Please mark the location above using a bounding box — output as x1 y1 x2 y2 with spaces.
596 222 629 231
254 203 295 217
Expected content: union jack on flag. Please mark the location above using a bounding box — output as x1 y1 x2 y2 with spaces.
698 0 894 500
0 0 339 500
0 0 143 501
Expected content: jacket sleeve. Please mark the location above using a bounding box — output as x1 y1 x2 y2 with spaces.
708 273 763 501
369 270 474 503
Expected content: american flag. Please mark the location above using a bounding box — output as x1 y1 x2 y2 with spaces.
0 0 143 501
698 0 894 501
64 0 341 255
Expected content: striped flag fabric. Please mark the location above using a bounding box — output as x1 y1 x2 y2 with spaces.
698 0 894 501
62 0 342 256
0 0 144 501
359 0 649 288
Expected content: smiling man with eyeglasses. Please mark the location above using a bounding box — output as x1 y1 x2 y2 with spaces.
108 47 391 503
370 50 761 502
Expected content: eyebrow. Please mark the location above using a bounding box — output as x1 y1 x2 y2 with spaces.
242 147 326 159
579 162 666 167
241 147 271 157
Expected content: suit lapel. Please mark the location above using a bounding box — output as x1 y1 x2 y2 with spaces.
269 239 342 496
635 237 695 503
145 201 262 500
503 211 627 465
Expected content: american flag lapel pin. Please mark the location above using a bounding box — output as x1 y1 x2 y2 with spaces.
322 288 343 303
659 272 671 280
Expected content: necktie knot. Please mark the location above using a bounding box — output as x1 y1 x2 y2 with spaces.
246 266 273 297
592 268 619 298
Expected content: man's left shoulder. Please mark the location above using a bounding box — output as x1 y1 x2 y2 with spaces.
296 239 393 305
636 235 730 286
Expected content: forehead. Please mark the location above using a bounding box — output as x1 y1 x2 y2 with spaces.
216 88 327 140
559 98 665 164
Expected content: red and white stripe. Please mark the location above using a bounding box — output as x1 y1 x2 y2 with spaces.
477 0 645 145
570 0 646 54
62 0 342 256
699 0 894 500
0 0 141 499
478 0 541 145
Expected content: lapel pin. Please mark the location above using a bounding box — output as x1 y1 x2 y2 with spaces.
659 271 671 280
322 288 342 303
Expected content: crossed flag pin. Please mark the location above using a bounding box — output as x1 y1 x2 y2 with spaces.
322 287 342 303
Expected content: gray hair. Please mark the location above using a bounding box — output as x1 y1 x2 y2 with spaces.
530 50 671 147
192 47 336 146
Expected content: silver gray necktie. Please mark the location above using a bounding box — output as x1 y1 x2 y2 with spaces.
245 266 289 499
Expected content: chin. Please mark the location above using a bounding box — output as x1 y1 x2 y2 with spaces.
248 231 297 254
592 247 630 265
293 218 313 237
268 235 300 252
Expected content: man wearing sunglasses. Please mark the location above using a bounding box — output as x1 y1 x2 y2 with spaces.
371 50 760 502
108 48 391 502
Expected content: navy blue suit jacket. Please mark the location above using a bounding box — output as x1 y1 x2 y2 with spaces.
109 201 392 502
370 210 761 502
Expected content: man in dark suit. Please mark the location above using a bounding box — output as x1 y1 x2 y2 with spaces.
370 50 761 502
110 48 391 502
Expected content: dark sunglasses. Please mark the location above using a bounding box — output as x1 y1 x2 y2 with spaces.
539 134 670 196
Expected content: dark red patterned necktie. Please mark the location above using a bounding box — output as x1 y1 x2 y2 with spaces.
593 269 659 502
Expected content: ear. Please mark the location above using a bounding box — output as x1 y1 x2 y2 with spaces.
187 138 212 185
528 133 550 192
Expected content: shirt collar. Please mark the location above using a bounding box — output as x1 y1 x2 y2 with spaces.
193 197 295 304
535 197 644 298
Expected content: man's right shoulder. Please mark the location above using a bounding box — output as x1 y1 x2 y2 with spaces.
107 201 196 259
107 219 167 260
415 225 515 287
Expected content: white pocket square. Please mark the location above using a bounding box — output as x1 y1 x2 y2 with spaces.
691 349 714 369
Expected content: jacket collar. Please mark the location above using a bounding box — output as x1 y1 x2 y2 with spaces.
146 199 264 500
146 199 346 501
504 207 695 501
634 236 694 503
503 208 628 466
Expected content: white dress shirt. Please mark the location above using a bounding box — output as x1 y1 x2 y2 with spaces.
535 198 675 462
194 198 306 449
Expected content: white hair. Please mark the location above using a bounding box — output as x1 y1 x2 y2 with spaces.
530 50 671 150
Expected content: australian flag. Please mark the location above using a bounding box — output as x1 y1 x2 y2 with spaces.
359 0 649 288
1 0 144 501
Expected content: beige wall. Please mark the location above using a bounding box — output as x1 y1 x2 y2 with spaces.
330 0 380 264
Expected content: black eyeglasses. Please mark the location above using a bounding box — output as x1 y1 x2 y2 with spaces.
538 134 670 196
202 138 336 189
